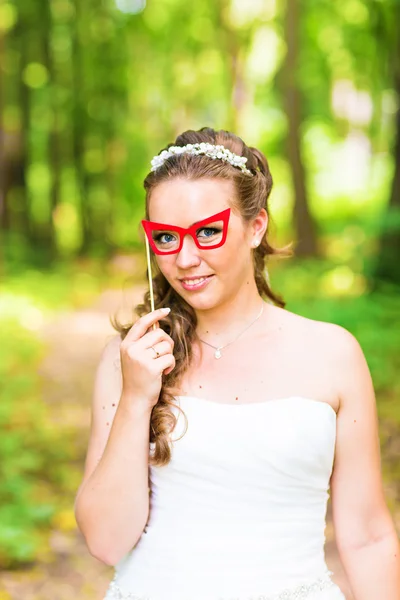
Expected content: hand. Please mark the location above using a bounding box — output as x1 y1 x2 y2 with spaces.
119 308 175 409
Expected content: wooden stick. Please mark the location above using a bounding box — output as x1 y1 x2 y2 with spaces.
144 235 157 331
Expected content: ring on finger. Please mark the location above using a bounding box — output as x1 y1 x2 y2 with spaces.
150 345 160 358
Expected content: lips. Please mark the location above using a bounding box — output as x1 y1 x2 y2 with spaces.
179 275 213 282
179 274 214 290
181 275 210 283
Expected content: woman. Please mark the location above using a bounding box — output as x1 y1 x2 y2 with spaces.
74 128 400 600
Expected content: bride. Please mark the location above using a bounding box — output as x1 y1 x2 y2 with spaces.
74 127 400 599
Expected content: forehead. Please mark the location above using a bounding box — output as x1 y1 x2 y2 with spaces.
148 178 237 226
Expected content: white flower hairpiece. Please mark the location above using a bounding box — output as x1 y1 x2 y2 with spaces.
150 142 254 176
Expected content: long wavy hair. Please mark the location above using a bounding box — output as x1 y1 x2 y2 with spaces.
111 127 293 467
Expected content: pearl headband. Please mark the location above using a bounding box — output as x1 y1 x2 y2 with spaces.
150 142 254 176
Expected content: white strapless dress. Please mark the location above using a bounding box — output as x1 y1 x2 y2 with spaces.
104 395 346 600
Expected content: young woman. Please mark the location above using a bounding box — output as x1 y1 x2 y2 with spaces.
74 128 400 600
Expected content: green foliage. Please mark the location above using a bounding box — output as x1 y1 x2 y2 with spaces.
1 0 398 264
0 320 78 569
0 258 148 568
274 258 400 398
2 256 145 311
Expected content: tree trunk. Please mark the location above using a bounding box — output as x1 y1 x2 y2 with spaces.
374 87 400 285
374 0 400 287
0 25 4 275
215 0 251 133
42 0 59 261
282 0 317 257
3 18 32 244
0 25 5 231
71 0 92 255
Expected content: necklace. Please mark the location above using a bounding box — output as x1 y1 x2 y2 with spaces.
198 303 265 359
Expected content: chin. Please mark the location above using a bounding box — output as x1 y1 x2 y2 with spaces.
177 290 218 311
190 292 228 313
188 299 215 311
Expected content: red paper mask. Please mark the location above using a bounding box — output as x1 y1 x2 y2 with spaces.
141 208 231 255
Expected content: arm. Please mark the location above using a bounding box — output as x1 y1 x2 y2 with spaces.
328 326 400 599
74 335 152 566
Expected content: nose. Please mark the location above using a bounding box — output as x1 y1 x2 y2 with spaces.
175 234 201 269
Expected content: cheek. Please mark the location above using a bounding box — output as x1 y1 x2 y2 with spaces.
205 249 242 280
222 236 248 266
155 257 174 279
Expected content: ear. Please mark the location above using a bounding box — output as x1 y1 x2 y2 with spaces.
249 209 268 246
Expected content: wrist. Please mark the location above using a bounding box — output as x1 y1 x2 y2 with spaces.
119 392 153 418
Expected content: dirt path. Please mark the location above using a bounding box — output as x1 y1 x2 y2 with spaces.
1 286 354 599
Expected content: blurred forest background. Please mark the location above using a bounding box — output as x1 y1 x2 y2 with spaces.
1 0 400 598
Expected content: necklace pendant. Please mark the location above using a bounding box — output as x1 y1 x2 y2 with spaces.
214 348 222 359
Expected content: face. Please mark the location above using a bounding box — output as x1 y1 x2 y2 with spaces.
146 178 267 311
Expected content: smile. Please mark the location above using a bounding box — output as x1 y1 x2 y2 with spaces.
180 275 214 290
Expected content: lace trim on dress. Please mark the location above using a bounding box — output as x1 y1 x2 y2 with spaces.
104 571 336 600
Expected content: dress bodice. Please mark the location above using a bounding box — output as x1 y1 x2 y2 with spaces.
104 396 345 600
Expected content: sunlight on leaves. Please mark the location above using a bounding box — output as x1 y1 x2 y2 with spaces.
247 26 283 83
229 0 275 27
319 265 367 297
52 509 77 532
0 3 17 32
115 0 146 14
22 63 49 89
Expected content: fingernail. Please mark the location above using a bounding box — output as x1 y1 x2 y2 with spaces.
161 307 171 314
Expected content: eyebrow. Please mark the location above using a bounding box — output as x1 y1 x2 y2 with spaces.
192 216 211 227
155 214 220 228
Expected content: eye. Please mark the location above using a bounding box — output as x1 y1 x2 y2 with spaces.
153 232 177 245
197 227 221 239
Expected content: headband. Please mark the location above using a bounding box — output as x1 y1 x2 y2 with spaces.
150 142 254 176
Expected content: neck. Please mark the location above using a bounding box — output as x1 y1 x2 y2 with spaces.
194 283 266 345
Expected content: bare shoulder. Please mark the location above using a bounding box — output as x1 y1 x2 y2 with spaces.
274 304 358 353
301 315 370 405
274 306 367 408
278 308 360 355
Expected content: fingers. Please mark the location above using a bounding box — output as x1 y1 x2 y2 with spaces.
143 327 174 351
148 340 173 359
154 353 176 376
125 308 171 343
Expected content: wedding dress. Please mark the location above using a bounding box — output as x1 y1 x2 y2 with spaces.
104 395 346 600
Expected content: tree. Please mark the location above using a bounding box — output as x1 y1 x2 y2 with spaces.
280 0 318 257
373 0 400 285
